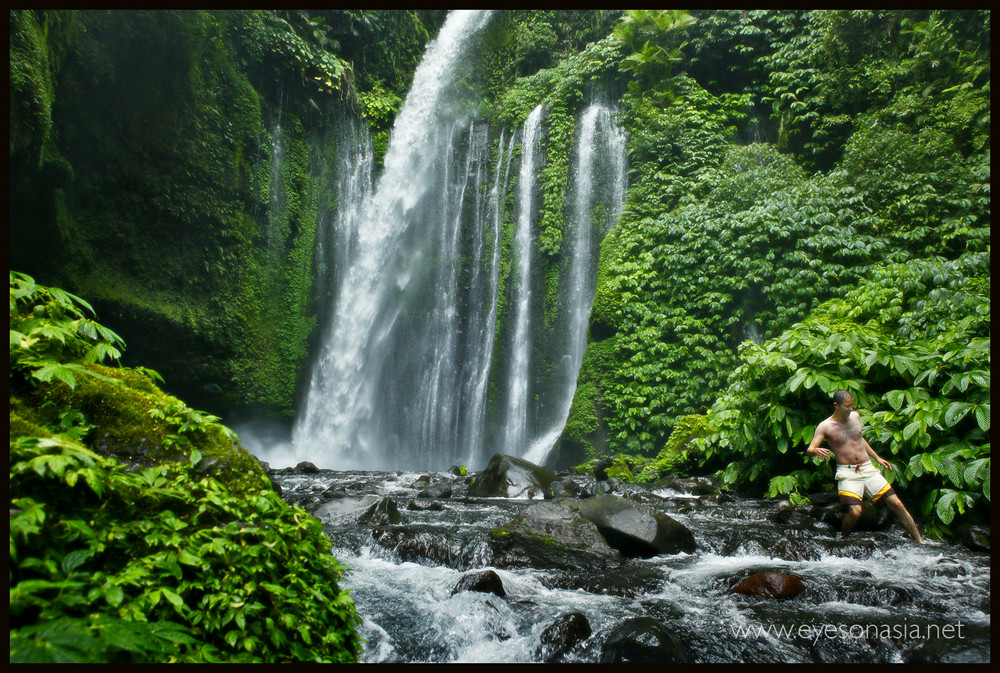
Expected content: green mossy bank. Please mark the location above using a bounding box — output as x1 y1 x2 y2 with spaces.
10 271 362 662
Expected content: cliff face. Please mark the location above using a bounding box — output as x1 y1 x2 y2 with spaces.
9 10 393 418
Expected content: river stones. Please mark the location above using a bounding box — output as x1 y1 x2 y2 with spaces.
535 612 592 663
598 616 688 663
488 500 622 570
452 569 506 597
468 454 558 498
371 524 473 569
357 497 401 526
731 572 805 600
956 523 990 552
575 494 697 557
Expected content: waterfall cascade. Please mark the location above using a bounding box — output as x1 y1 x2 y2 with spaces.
288 11 627 471
501 104 545 458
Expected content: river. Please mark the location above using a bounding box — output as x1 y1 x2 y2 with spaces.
268 466 990 664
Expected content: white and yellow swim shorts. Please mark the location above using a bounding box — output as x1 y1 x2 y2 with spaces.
836 460 895 506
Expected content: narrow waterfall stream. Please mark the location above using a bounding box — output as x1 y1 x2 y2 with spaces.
271 468 990 664
524 103 627 465
502 104 545 458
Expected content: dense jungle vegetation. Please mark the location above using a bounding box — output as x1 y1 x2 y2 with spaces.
9 8 990 662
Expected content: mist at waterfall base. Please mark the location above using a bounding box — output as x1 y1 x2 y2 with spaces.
238 9 627 472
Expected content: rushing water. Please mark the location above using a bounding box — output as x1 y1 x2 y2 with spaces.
292 10 496 470
524 103 627 466
284 10 629 473
272 468 990 664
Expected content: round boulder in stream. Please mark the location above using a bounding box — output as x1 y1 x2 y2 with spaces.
451 569 506 597
468 454 558 499
575 494 697 557
731 572 805 600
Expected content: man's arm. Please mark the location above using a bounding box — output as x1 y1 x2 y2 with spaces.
805 422 830 459
863 438 892 471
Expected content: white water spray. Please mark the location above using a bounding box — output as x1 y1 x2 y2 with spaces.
293 10 495 470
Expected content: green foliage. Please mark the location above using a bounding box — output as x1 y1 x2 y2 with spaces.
10 271 125 390
9 273 361 662
257 11 350 94
700 252 990 538
10 438 361 663
636 414 709 482
614 10 697 96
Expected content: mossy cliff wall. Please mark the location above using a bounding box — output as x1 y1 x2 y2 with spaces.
9 10 373 419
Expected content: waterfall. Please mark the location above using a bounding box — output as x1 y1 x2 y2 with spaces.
502 104 545 457
293 10 495 470
289 11 628 472
460 129 517 468
523 103 627 465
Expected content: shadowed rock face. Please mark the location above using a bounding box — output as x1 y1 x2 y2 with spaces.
575 494 697 557
599 616 689 663
468 454 558 498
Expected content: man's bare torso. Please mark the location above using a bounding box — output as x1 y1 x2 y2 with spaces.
817 411 870 464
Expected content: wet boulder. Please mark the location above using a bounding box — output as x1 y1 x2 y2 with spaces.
468 454 558 499
598 617 688 663
294 461 320 473
407 499 447 512
575 494 697 557
956 524 990 552
731 572 805 600
417 481 455 499
488 500 622 570
372 525 472 569
357 497 401 526
452 569 506 597
535 612 592 663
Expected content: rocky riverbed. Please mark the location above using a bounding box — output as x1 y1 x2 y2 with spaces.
265 454 990 664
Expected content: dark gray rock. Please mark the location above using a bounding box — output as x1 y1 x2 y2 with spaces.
575 494 697 557
371 525 470 569
535 612 592 663
468 454 558 499
295 461 319 473
488 500 622 570
957 524 990 552
358 497 401 526
599 616 688 663
452 569 506 597
418 481 455 499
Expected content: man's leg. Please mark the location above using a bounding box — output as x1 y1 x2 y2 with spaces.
881 493 924 544
841 504 862 538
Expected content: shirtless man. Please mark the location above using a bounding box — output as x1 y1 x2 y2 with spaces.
806 390 924 543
